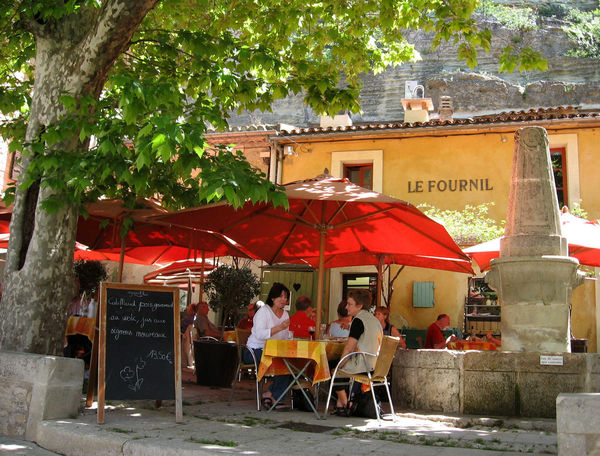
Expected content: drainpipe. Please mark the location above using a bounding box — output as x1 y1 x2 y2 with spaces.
276 147 283 185
269 141 284 185
596 267 600 352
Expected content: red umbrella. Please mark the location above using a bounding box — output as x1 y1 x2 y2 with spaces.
156 174 471 338
143 259 215 285
77 199 255 283
464 211 600 270
73 242 147 263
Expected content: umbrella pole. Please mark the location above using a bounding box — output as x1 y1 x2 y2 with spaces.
117 237 125 283
200 250 205 303
376 256 384 307
315 229 326 340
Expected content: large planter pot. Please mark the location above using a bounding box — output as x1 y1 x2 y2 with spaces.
193 340 238 387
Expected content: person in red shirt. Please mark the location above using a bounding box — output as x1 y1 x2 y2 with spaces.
288 296 316 339
425 314 451 349
237 302 257 330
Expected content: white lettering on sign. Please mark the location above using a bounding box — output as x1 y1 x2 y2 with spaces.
540 355 564 366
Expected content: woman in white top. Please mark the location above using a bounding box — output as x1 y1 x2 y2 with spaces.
244 282 291 409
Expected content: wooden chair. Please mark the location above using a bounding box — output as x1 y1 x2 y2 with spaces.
325 335 400 424
228 328 261 410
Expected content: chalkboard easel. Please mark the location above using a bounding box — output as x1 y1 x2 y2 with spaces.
97 282 182 423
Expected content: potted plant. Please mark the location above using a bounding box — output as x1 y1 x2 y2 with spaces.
193 264 261 387
205 264 261 332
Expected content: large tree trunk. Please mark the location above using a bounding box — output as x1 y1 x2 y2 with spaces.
0 1 158 354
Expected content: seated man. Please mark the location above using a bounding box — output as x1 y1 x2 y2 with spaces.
237 302 257 330
181 303 198 367
289 296 315 339
194 301 221 339
331 289 383 415
425 314 451 349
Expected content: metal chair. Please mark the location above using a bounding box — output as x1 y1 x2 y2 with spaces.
325 335 400 424
228 328 261 410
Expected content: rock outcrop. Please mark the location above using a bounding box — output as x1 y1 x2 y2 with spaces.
229 1 600 127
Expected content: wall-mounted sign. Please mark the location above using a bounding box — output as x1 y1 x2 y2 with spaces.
408 178 494 193
540 355 564 366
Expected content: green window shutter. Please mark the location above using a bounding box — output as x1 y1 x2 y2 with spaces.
413 281 435 308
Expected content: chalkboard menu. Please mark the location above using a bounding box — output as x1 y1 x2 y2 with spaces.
98 283 182 423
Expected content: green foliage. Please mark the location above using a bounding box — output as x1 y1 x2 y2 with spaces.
569 201 589 219
205 265 261 328
563 9 600 59
74 260 108 297
419 203 505 246
476 0 548 73
477 1 537 31
0 0 545 216
537 4 568 19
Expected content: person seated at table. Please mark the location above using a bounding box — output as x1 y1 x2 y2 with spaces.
486 332 502 347
237 302 258 330
424 314 451 349
327 300 351 338
374 306 406 349
244 282 292 410
180 303 198 368
194 301 221 339
330 289 383 415
288 295 315 339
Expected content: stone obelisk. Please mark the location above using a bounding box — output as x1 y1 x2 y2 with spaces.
486 127 584 352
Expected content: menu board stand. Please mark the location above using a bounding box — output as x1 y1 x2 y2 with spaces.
97 283 182 423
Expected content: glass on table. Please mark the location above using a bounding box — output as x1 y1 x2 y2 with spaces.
308 326 315 339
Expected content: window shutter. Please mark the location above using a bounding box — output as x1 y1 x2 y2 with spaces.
413 281 435 307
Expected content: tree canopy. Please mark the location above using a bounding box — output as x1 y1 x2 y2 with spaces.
0 1 545 354
0 0 546 213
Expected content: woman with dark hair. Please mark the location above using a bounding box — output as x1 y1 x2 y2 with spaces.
244 282 292 409
327 300 352 338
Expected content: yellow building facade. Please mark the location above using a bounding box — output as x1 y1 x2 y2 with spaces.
271 107 600 352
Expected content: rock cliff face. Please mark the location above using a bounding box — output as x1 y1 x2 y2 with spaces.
229 1 600 127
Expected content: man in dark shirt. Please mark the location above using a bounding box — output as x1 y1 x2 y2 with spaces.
425 314 450 349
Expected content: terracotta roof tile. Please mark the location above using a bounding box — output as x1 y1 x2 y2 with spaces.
279 106 599 136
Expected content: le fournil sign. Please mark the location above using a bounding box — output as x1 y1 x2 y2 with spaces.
408 178 493 193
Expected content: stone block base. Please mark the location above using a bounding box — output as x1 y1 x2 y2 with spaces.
0 351 83 439
557 393 600 455
392 350 600 418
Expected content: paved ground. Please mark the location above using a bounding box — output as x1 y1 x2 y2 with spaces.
1 370 558 455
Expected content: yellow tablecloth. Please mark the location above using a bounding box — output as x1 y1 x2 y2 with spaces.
447 340 498 351
257 339 345 385
65 316 96 342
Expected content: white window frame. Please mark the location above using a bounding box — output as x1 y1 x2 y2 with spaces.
331 150 383 193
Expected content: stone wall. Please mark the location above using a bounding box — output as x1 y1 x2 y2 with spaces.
556 393 600 455
392 349 600 418
0 351 83 439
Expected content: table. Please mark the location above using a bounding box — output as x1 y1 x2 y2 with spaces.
447 340 498 351
65 316 96 342
222 330 236 342
257 338 345 418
